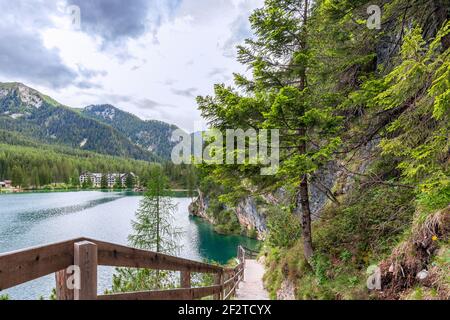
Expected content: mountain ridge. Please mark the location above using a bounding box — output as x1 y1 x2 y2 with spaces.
0 82 180 161
81 104 179 159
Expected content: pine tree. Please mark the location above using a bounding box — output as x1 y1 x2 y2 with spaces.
197 0 342 261
11 165 24 188
125 174 134 189
112 167 182 292
128 168 181 253
185 165 197 199
100 173 108 189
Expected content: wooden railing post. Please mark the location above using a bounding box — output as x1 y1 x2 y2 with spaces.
214 270 223 300
55 269 74 300
180 271 191 288
232 270 237 296
239 246 245 281
74 241 97 300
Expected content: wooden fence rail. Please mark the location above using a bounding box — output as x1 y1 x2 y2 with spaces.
0 238 248 300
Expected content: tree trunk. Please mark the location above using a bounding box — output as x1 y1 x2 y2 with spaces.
299 175 313 260
295 0 314 261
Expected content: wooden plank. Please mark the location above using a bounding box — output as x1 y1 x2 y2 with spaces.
223 268 243 288
90 238 223 273
0 237 234 297
224 280 239 300
0 238 83 290
74 241 97 300
213 271 223 300
97 285 222 300
224 269 244 300
180 271 191 288
55 269 74 300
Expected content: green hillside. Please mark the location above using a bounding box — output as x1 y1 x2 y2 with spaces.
82 104 178 159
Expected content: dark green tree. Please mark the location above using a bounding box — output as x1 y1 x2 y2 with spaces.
11 165 24 188
125 174 134 189
197 0 342 260
100 173 109 189
112 167 182 292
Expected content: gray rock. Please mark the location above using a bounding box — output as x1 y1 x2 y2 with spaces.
416 270 429 281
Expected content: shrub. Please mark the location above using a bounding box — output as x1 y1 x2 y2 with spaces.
266 206 301 248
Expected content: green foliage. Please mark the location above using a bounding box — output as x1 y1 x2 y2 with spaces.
351 22 450 213
316 184 416 260
111 168 182 293
266 206 301 248
417 183 450 213
49 288 56 300
263 182 417 299
0 140 196 190
247 227 258 239
112 268 176 293
128 167 182 253
199 0 450 300
125 174 134 189
197 0 346 260
0 89 157 162
100 173 108 189
82 104 178 160
0 294 9 300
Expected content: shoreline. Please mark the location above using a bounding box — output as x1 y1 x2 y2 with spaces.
0 188 197 197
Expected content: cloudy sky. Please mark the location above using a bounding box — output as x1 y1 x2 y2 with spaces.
0 0 262 132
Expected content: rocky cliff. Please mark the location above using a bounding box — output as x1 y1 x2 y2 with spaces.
189 140 377 241
188 189 268 240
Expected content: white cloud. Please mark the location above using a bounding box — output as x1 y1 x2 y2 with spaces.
0 0 263 132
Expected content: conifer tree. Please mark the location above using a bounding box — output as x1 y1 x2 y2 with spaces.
112 167 182 292
198 0 342 260
100 173 108 189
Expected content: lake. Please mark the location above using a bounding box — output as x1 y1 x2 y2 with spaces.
0 191 258 300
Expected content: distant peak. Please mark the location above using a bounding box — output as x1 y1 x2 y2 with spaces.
0 82 44 109
85 104 117 120
85 104 116 111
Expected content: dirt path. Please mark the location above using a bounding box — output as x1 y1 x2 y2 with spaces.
235 259 270 300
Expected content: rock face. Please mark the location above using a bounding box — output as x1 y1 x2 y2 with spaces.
188 190 268 239
296 139 379 220
190 141 378 241
277 280 296 300
235 197 267 238
188 190 212 222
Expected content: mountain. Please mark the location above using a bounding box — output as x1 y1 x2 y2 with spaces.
81 104 179 159
0 82 165 161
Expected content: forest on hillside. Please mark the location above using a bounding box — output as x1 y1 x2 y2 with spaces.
194 0 449 299
0 140 197 190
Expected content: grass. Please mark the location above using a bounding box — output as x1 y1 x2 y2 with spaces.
262 183 418 300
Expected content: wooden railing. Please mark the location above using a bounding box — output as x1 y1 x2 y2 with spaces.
240 246 260 259
0 238 248 300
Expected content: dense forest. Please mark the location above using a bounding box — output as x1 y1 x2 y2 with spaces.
0 135 196 190
0 82 196 190
195 0 449 299
82 104 179 160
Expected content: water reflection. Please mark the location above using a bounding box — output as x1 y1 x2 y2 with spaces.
0 192 258 299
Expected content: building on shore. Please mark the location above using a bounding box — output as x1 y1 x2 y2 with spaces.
79 172 137 188
0 180 12 188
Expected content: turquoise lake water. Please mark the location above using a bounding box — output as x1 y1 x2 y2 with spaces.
0 191 258 300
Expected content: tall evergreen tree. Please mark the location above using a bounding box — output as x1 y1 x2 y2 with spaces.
112 167 182 292
100 173 109 189
197 0 342 260
125 174 135 189
129 168 181 253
